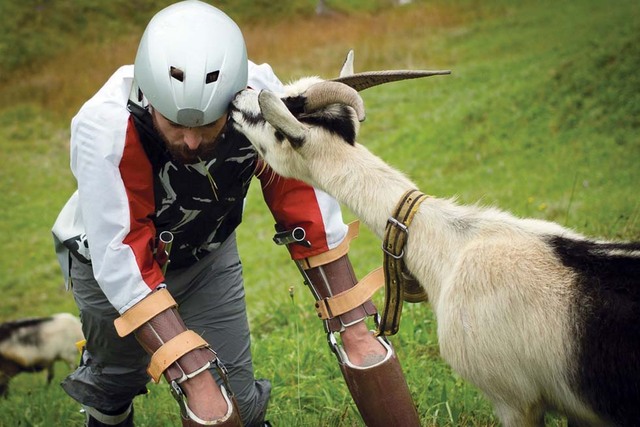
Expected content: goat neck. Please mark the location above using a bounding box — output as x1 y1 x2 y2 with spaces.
315 142 419 238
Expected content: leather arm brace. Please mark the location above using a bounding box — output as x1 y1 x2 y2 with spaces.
114 288 215 384
297 222 382 332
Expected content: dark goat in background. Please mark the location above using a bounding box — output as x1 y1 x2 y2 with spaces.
0 313 83 397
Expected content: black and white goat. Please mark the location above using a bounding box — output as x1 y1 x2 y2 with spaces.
0 313 83 397
230 77 640 426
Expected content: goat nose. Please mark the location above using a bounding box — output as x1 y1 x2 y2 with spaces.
183 130 203 150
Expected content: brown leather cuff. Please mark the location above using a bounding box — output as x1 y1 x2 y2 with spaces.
303 254 377 332
135 307 213 383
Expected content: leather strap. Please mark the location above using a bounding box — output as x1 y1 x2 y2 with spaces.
315 267 384 320
378 189 429 336
114 288 177 337
148 330 209 383
298 221 360 269
301 253 378 333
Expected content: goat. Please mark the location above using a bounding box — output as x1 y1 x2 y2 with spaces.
0 313 84 397
229 77 640 426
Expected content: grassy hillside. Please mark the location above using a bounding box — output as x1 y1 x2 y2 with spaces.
0 0 638 425
0 0 398 85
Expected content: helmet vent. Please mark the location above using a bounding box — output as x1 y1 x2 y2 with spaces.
206 70 220 84
170 66 185 82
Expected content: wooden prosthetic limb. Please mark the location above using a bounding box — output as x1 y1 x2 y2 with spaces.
291 222 420 426
114 288 242 426
335 337 421 426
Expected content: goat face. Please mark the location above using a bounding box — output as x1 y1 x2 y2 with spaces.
229 83 362 184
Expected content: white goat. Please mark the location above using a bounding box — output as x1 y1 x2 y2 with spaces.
0 313 84 397
229 78 640 427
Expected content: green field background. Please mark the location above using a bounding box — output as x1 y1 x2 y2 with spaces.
0 0 638 425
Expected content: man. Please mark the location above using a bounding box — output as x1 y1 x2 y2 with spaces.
52 1 419 426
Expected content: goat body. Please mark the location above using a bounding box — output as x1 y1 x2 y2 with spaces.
0 313 83 397
230 79 640 427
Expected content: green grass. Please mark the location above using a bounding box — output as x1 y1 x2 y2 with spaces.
0 0 638 425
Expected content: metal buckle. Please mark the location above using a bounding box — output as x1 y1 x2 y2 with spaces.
383 216 408 259
382 244 404 259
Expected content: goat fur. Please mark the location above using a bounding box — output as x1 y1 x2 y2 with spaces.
229 78 640 427
0 313 83 397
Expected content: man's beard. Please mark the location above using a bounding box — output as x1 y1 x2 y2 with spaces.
151 115 221 164
165 138 219 164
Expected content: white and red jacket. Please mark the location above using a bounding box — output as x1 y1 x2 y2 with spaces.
52 63 348 314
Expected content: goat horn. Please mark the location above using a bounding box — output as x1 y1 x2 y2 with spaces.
304 81 366 122
331 69 451 92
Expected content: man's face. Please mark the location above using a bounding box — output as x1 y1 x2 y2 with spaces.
151 108 227 164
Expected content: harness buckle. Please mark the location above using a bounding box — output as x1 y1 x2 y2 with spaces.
381 244 404 259
386 216 409 234
383 216 409 259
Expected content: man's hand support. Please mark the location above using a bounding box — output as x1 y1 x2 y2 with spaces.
114 289 243 426
114 288 214 384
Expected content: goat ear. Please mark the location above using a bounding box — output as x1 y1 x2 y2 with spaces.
339 49 355 77
258 90 307 147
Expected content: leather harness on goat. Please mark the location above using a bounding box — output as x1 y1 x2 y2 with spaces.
378 189 430 336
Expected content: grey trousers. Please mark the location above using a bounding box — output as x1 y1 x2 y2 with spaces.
62 233 270 426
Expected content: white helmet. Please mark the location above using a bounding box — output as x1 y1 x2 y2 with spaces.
133 1 248 127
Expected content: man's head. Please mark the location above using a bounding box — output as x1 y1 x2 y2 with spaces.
150 107 226 164
133 1 248 128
